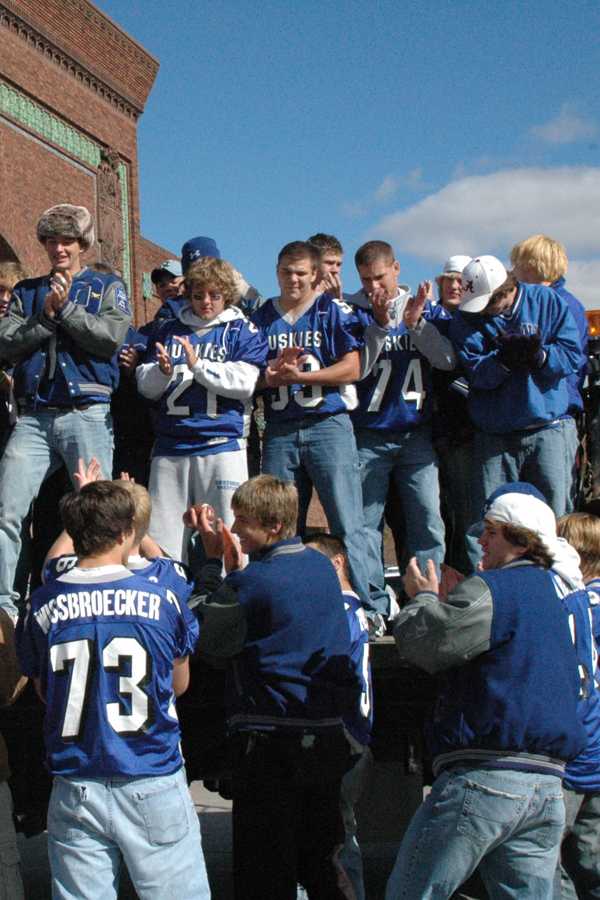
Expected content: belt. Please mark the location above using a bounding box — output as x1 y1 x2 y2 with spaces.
18 401 95 413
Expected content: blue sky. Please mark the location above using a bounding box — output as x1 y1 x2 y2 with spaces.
96 0 600 306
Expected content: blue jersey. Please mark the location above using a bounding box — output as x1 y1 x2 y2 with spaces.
141 306 268 456
18 565 199 778
43 555 194 607
343 591 372 746
252 294 363 423
449 283 583 434
352 302 449 431
552 277 588 413
555 579 600 792
588 578 600 646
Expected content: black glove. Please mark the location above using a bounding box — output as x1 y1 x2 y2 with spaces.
496 332 544 371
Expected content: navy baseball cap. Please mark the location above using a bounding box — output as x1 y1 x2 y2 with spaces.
181 237 221 274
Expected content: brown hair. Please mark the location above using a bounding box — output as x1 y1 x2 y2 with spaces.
303 531 350 579
0 261 27 291
185 257 238 307
483 272 519 313
501 521 553 569
354 240 394 268
232 475 298 539
277 241 320 268
307 233 344 257
60 481 135 559
557 513 600 581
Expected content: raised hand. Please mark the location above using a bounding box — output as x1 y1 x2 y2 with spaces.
371 285 392 328
321 271 343 299
173 334 198 370
403 281 431 329
73 456 102 491
119 346 139 373
155 342 174 376
44 270 72 317
403 557 439 599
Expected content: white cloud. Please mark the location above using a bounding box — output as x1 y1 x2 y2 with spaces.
373 166 600 263
567 260 600 310
531 103 598 145
374 175 399 203
342 168 427 219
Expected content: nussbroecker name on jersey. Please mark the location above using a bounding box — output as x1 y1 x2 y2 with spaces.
33 587 179 634
384 332 414 353
168 340 227 363
267 330 323 351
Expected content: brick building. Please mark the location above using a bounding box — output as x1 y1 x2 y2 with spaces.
0 0 171 323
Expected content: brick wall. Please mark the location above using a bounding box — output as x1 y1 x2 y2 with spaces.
0 1 173 324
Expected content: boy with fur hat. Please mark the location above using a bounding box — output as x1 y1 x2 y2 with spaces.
0 204 131 617
386 482 590 899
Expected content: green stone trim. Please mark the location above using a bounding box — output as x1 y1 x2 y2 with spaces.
118 162 132 291
0 81 100 166
0 78 132 293
142 272 153 300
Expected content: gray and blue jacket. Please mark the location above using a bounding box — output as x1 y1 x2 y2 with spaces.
394 559 587 777
0 268 131 407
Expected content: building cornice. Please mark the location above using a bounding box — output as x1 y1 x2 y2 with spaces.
0 1 158 120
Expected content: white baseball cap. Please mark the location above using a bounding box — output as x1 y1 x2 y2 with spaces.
437 255 472 279
459 255 508 313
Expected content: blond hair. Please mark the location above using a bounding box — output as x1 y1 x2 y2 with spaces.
232 475 298 539
117 481 151 544
510 234 568 283
557 513 600 581
185 258 238 307
0 261 26 291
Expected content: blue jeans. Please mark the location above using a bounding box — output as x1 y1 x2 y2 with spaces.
466 418 577 571
47 767 210 900
555 787 600 899
356 426 445 608
262 413 373 611
0 406 113 616
385 766 565 900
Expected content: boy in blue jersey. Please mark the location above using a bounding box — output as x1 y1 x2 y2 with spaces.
137 257 268 563
304 532 373 900
450 255 585 569
188 474 359 900
386 483 588 899
252 240 374 612
350 241 455 613
556 512 600 898
0 204 131 619
17 481 209 900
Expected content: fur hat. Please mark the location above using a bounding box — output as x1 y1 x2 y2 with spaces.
37 205 95 250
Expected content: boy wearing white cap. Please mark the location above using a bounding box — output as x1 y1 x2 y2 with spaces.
449 255 584 569
435 255 472 311
0 204 131 617
386 482 590 899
